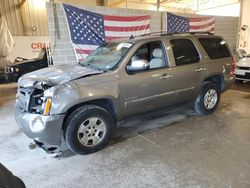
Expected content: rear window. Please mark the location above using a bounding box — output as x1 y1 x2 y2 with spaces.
198 38 231 59
170 39 200 66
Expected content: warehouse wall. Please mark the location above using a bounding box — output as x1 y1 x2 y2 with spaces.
0 0 24 36
46 2 239 65
0 0 97 36
172 12 239 53
46 3 162 64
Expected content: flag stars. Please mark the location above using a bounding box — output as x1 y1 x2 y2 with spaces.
64 5 105 45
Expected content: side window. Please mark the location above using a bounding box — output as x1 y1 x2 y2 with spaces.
198 38 231 59
170 39 200 66
130 41 168 70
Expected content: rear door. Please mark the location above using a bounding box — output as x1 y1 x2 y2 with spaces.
167 38 207 102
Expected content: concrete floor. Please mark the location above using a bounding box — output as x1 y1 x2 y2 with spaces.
0 83 250 188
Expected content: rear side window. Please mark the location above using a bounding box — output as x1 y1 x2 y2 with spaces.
199 38 231 59
170 39 200 66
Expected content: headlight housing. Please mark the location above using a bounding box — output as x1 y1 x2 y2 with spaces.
15 67 20 72
28 88 53 115
43 87 55 97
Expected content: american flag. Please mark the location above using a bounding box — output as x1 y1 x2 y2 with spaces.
63 4 150 61
167 12 215 34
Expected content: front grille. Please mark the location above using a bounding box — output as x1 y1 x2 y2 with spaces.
4 67 14 73
17 87 34 111
236 73 250 79
17 87 44 113
238 66 250 71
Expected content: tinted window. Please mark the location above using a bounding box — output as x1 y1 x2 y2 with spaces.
130 41 168 70
170 39 200 66
199 38 231 59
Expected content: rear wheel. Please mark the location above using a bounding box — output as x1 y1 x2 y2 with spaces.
65 105 114 155
194 81 221 115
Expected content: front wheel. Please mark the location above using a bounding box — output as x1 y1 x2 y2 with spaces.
194 81 221 115
65 105 114 155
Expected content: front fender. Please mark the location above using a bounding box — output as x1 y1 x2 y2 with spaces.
49 81 119 115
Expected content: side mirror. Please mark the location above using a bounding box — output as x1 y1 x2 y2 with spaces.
126 59 149 73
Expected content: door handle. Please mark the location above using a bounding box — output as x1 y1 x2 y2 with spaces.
195 67 206 72
160 73 173 79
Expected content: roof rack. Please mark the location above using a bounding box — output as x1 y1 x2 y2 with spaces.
141 31 214 37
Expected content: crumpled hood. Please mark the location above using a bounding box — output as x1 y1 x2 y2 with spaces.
18 64 102 88
237 57 250 67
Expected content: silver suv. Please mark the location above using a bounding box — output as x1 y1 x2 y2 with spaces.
15 32 235 155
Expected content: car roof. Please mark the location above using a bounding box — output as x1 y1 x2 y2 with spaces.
109 32 222 43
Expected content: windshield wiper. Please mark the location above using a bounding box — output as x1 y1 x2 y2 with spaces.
82 63 104 72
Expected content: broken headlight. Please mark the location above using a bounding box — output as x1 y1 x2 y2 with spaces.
28 88 53 115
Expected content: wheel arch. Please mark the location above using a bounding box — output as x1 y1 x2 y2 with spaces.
62 98 117 133
203 74 224 91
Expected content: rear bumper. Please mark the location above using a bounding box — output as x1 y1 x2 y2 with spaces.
14 104 65 147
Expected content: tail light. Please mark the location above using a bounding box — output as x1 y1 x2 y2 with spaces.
231 56 236 76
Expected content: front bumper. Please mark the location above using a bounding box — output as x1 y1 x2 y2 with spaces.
0 72 7 83
15 104 65 147
235 69 250 81
6 73 20 82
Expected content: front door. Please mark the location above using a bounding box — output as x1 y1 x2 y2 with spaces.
119 40 177 117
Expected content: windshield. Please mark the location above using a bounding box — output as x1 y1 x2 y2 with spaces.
80 42 133 71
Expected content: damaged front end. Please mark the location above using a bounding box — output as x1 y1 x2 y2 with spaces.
15 64 104 154
15 81 65 154
17 81 55 116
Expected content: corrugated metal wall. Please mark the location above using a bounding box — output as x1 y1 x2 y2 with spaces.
0 0 97 36
0 0 24 36
21 0 49 36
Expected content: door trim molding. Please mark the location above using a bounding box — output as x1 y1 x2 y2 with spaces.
125 86 195 107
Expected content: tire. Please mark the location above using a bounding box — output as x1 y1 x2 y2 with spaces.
65 105 114 155
194 81 221 115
